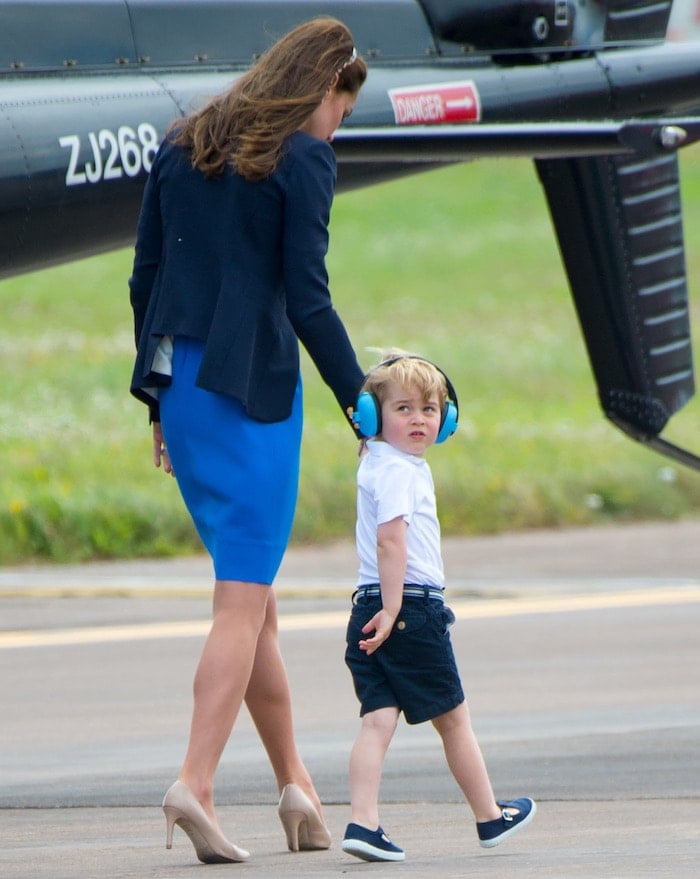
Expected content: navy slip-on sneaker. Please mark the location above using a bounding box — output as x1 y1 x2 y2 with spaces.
341 823 405 861
477 797 537 848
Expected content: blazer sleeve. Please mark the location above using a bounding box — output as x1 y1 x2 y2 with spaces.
282 137 364 432
128 146 166 422
128 148 164 348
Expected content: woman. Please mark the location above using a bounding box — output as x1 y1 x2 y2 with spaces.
128 17 367 864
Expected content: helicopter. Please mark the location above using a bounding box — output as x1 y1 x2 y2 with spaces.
1 0 700 468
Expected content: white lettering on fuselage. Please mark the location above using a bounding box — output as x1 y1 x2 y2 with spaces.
59 123 160 186
393 93 445 124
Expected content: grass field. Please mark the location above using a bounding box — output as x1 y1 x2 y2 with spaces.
1 150 699 563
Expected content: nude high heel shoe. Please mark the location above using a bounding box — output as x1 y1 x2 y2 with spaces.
277 783 332 851
162 780 250 864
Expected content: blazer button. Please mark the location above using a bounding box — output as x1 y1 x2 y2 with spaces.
396 620 406 630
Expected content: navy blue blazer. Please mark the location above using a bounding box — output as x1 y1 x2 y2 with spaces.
129 130 363 428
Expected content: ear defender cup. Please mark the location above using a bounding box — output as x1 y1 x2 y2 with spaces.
352 357 459 442
352 390 382 438
435 399 458 444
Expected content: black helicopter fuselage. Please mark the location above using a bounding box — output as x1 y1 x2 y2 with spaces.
2 0 700 469
2 0 699 277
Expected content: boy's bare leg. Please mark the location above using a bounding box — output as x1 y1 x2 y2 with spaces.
348 706 400 828
431 703 502 822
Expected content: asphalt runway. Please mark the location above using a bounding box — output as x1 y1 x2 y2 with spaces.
1 520 699 878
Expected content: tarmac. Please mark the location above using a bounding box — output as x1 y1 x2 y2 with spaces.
1 519 699 879
1 517 699 600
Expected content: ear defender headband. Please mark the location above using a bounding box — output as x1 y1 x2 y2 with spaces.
352 356 459 444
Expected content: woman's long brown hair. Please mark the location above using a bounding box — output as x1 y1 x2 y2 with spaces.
170 17 367 181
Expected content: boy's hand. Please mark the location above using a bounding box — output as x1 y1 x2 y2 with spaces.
359 609 397 655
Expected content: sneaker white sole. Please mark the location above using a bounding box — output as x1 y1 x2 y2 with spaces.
341 839 406 862
479 799 537 849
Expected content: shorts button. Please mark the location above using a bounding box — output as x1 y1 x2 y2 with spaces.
397 620 406 630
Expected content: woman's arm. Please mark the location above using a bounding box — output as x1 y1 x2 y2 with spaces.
282 135 364 428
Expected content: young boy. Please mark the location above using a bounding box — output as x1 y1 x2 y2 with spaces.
342 353 536 862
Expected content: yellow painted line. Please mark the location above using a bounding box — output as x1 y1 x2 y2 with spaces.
0 585 698 650
449 585 700 619
0 619 211 649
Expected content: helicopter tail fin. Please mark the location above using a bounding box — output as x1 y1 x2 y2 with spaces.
535 151 699 469
604 0 674 41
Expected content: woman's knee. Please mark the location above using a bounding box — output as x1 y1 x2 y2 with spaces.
213 580 270 617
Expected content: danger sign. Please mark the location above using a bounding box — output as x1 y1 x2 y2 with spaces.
388 80 481 125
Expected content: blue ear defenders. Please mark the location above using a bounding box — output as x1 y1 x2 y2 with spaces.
352 356 459 443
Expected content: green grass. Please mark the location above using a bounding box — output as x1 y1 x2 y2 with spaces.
1 150 700 563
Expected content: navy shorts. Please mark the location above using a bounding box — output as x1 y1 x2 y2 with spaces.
345 593 465 725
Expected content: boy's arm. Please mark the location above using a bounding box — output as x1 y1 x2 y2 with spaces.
359 516 407 655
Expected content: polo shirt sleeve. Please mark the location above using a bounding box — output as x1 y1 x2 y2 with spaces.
371 458 416 526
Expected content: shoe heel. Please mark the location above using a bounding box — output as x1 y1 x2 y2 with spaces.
161 780 250 863
277 784 331 851
279 810 303 852
163 805 179 850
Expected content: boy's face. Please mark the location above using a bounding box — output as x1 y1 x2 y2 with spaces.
379 380 441 456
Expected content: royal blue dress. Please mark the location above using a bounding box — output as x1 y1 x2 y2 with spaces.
159 337 302 584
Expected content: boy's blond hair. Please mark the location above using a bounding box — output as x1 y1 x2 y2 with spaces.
362 352 448 408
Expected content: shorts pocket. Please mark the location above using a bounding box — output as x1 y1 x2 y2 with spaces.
387 605 433 663
392 606 429 635
440 605 456 632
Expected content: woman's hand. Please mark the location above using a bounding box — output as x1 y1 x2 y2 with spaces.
152 422 174 475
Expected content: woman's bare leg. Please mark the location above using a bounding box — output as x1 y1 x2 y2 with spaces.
244 591 322 814
178 580 269 826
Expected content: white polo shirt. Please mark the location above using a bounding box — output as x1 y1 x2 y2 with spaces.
356 440 445 588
